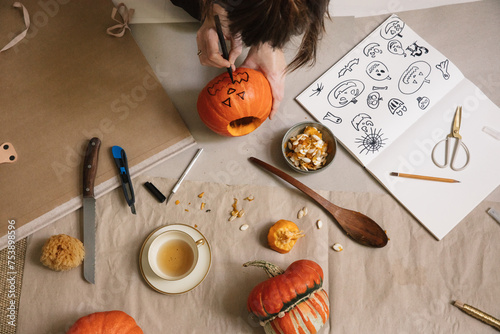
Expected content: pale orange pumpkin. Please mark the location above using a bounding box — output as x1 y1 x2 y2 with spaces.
197 68 272 136
244 259 330 334
66 310 143 334
268 220 305 254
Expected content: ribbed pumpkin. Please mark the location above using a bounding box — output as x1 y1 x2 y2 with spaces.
66 310 143 334
197 68 272 137
244 259 330 334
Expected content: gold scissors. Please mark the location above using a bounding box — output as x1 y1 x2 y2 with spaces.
431 106 470 171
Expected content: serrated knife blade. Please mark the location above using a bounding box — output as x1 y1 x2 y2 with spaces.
82 137 101 284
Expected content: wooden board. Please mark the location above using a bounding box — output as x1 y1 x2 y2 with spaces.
0 0 194 247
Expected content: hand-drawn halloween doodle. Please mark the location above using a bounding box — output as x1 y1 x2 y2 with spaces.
363 43 383 58
387 39 406 57
417 96 430 110
366 61 391 81
398 61 431 95
351 113 374 132
309 82 324 97
207 71 249 96
338 58 359 78
436 59 450 80
406 41 429 57
327 79 365 108
323 111 342 124
380 17 405 40
388 98 407 116
367 92 382 109
355 128 388 155
206 71 250 108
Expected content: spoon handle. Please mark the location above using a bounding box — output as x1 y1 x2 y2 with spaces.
249 157 338 211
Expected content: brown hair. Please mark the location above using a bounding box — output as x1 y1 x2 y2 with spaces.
205 0 330 72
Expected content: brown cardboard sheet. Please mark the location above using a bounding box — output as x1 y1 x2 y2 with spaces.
0 0 195 248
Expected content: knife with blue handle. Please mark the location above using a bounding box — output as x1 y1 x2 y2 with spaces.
112 146 136 214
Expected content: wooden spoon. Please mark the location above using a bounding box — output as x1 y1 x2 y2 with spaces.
249 157 388 248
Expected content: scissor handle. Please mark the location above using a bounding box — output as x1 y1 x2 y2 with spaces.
431 138 448 168
431 138 470 171
450 140 469 171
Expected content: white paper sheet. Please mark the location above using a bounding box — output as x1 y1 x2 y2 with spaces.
329 0 480 17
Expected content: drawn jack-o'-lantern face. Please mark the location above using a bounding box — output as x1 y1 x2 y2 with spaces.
380 18 405 40
327 79 365 108
398 61 431 95
197 68 272 136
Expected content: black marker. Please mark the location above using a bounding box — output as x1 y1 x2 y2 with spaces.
214 15 234 83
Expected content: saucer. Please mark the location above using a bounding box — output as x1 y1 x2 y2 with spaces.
139 224 212 294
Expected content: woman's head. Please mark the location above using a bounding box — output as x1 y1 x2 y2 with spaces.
206 0 330 71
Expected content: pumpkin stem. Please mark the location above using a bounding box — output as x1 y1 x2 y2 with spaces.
243 260 285 278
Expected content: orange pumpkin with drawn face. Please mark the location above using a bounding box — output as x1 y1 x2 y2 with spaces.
197 68 272 137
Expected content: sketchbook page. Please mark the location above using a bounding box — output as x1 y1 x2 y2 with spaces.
112 0 198 24
366 78 500 240
296 14 464 167
329 0 480 17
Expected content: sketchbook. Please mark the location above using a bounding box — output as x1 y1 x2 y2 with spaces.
296 15 500 240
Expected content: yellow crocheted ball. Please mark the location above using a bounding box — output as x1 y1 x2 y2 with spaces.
40 234 85 271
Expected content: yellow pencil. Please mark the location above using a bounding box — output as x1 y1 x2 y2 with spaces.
390 172 460 183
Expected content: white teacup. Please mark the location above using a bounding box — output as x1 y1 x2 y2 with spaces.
148 230 205 281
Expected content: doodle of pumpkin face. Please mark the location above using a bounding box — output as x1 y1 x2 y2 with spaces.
366 61 391 81
367 92 382 109
387 40 406 56
398 61 431 95
327 79 365 108
380 18 405 40
417 96 430 110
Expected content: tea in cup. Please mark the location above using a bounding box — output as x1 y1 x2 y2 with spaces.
148 230 205 280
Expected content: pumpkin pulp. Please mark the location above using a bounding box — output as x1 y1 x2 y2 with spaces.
227 116 263 136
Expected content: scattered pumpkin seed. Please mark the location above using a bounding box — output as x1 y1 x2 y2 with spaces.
332 243 343 252
228 215 236 222
239 224 249 231
316 219 323 229
237 209 245 218
198 192 205 198
297 207 308 219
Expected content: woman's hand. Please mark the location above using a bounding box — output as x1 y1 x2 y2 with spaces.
196 4 242 70
241 43 286 119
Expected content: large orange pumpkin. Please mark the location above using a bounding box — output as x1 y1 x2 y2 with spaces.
197 68 272 137
244 259 330 334
66 310 143 334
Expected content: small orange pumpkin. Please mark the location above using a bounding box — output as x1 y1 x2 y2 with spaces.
268 220 304 254
197 68 272 137
66 310 143 334
244 260 330 334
